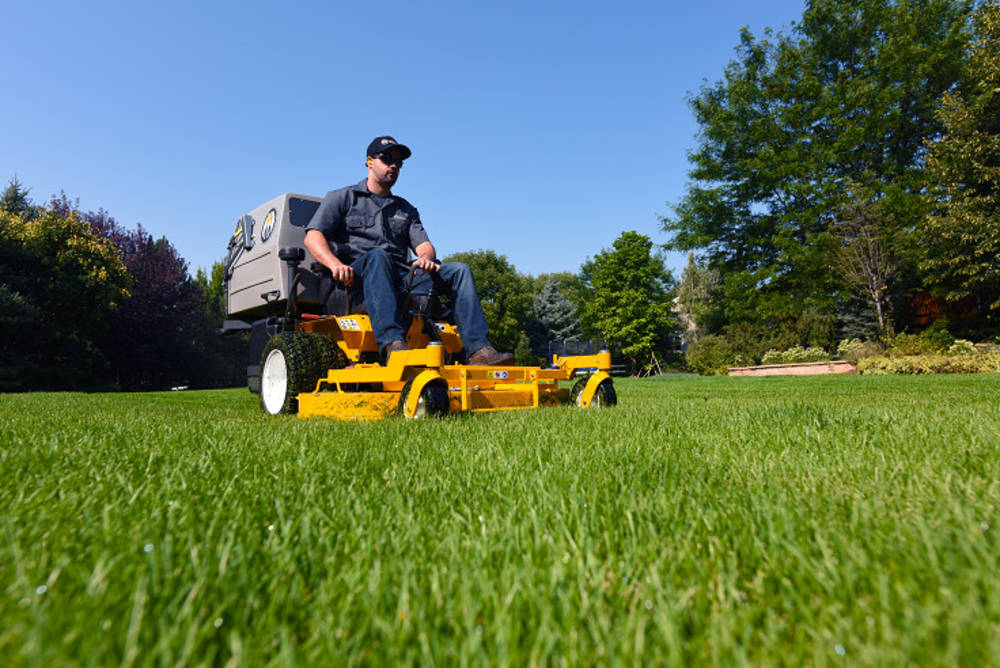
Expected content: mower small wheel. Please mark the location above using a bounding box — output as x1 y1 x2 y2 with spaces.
570 375 618 408
399 378 450 419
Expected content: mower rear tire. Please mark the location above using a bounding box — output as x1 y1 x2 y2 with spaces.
260 332 346 415
570 375 618 408
399 378 450 419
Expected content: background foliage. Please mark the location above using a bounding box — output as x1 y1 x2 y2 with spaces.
663 0 996 363
1 181 243 391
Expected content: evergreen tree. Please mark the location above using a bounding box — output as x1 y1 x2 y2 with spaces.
1 177 39 221
530 278 582 355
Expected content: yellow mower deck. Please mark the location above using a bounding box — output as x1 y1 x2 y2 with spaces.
292 315 613 420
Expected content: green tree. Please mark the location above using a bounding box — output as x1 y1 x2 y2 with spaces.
579 231 678 374
663 0 974 339
195 260 247 388
442 249 533 353
921 0 1000 315
0 201 130 390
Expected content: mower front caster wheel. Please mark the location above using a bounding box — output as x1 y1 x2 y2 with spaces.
399 378 450 419
570 375 618 408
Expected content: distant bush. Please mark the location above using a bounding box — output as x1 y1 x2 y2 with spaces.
885 332 941 356
685 335 751 375
919 320 955 352
760 346 829 365
947 339 977 356
857 353 1000 375
836 338 884 365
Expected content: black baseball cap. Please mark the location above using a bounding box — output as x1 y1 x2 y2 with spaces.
366 136 412 160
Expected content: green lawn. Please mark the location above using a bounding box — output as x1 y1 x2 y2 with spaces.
2 375 999 665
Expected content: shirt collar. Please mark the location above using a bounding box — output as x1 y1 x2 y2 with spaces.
352 179 393 199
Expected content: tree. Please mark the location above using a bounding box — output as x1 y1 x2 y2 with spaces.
830 184 901 334
49 193 211 389
674 252 721 347
1 177 38 221
579 231 678 374
0 198 130 390
921 0 1000 315
442 249 533 353
194 260 247 388
101 225 206 390
528 278 583 357
663 0 974 340
531 271 588 314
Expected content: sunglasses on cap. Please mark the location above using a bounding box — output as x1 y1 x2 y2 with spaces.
375 153 405 166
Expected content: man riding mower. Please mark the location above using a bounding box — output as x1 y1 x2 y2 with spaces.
220 137 616 420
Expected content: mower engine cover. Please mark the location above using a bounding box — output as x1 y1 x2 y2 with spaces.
224 193 322 320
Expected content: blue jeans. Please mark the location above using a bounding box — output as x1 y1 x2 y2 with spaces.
349 248 490 353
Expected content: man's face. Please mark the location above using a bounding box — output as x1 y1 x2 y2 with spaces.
369 149 405 188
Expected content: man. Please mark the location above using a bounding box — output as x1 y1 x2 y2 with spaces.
303 136 514 365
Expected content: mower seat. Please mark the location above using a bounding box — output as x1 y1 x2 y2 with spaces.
309 262 446 320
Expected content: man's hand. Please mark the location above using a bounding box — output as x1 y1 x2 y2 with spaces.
329 262 354 284
304 229 354 284
412 255 440 273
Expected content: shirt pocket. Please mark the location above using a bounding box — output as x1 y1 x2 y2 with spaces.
346 214 373 229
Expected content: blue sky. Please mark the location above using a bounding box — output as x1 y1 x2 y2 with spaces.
2 0 805 279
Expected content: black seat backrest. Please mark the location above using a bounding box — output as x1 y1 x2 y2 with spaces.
306 262 366 316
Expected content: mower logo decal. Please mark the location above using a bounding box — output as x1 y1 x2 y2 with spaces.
489 370 508 380
261 208 276 242
338 317 362 331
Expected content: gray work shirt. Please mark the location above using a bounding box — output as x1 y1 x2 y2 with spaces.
305 179 431 266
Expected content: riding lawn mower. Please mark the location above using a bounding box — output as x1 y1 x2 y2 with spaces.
220 193 616 420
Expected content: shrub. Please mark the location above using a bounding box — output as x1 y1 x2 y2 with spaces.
760 346 830 365
885 332 942 356
947 339 977 356
856 353 1000 375
920 320 955 351
836 338 884 365
685 335 748 375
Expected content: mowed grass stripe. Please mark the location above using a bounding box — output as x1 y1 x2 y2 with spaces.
1 375 998 665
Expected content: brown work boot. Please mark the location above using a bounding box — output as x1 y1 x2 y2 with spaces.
384 340 408 360
467 345 515 365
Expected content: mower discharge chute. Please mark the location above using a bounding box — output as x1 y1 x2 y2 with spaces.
222 193 616 420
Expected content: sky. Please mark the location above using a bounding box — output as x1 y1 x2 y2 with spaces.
2 0 806 280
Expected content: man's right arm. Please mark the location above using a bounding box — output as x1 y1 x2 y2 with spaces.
304 230 353 283
304 189 354 284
